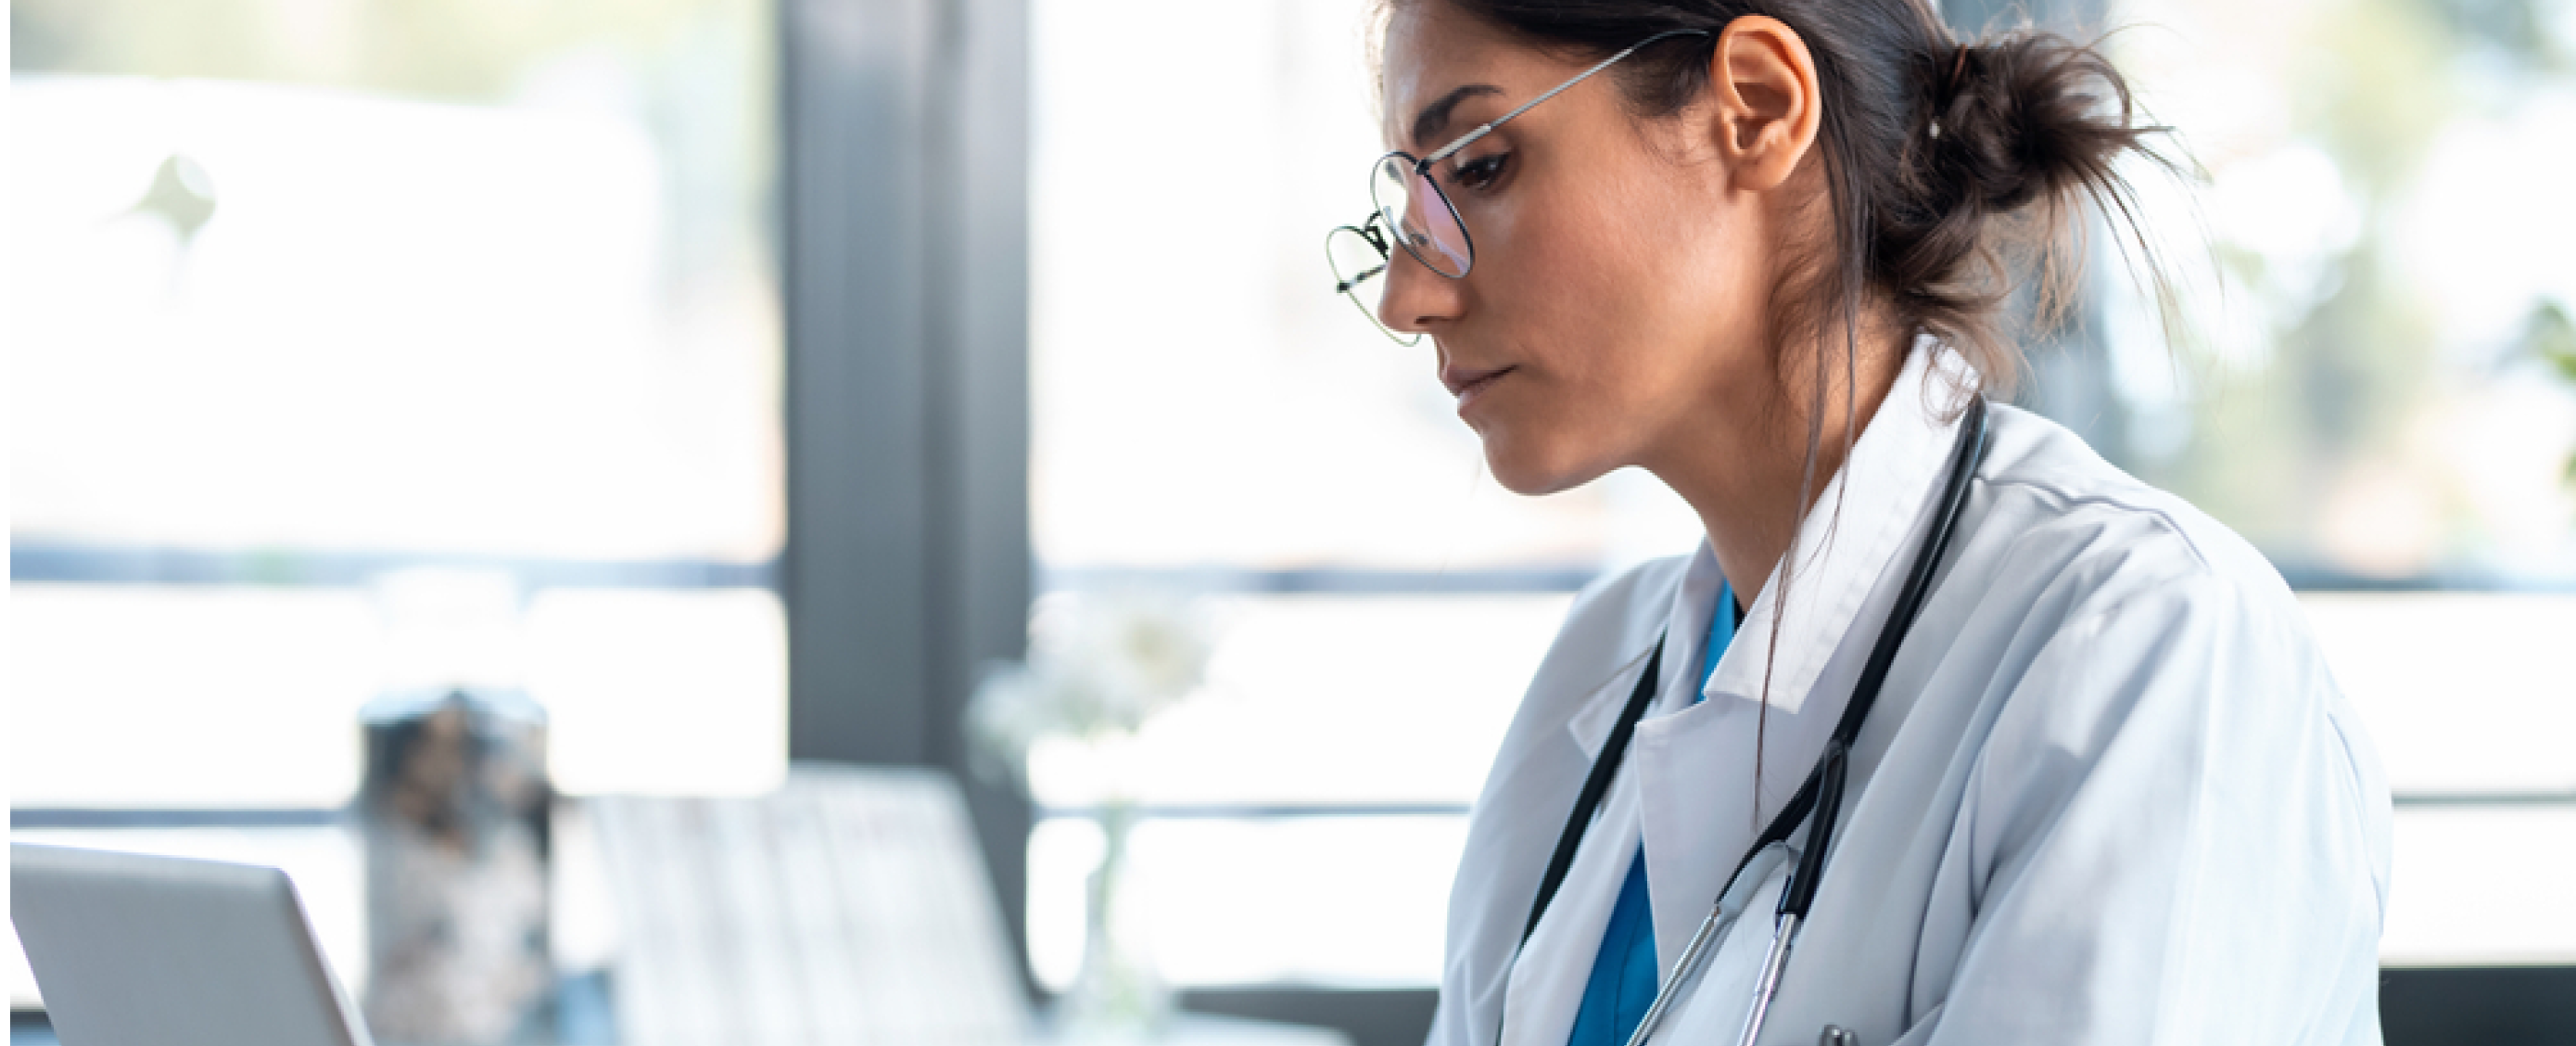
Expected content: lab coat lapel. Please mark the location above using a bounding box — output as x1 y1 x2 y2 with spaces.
1560 598 1678 765
1563 650 1652 765
1495 569 1677 1046
1444 559 1683 1046
1634 343 1974 974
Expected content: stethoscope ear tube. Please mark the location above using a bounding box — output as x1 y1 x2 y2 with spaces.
1738 742 1846 1046
1777 741 1849 921
1523 643 1669 943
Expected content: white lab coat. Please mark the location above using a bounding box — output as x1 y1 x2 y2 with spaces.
1428 343 2394 1046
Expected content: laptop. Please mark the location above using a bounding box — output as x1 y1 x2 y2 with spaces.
10 842 372 1046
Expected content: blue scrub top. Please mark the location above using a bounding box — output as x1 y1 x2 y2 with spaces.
1564 581 1736 1046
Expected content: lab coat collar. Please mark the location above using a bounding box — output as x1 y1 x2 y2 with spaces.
1705 338 1976 716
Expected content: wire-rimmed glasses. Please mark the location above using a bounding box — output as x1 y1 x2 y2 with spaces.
1320 144 1481 349
1325 28 1711 345
1328 181 1473 350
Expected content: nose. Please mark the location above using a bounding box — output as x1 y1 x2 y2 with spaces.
1377 242 1465 339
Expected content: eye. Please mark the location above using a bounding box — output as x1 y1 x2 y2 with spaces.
1448 149 1512 192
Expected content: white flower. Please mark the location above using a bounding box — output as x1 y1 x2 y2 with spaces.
967 593 1213 782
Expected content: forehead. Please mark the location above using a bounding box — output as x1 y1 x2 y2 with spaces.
1378 3 1584 147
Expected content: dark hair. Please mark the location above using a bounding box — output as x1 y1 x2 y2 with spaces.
1381 0 2176 809
1397 0 2173 398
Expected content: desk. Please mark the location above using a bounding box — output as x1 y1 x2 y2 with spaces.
6 1007 1350 1046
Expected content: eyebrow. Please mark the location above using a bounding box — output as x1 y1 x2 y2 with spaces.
1411 83 1505 150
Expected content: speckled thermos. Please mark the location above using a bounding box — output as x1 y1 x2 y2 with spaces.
359 688 553 1045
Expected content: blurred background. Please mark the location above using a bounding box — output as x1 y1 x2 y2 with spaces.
8 0 2575 1041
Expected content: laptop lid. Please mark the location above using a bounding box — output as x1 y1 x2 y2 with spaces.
10 842 372 1046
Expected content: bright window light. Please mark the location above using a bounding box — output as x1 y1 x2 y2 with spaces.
9 0 781 810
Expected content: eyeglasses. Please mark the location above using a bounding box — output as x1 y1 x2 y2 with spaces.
1325 28 1711 345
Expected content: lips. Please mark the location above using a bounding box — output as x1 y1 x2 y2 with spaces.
1440 364 1515 401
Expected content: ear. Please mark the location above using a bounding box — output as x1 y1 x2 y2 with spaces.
1707 16 1823 193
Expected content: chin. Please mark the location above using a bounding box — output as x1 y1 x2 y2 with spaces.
1480 433 1605 497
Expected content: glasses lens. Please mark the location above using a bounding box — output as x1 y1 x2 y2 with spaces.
1371 155 1471 278
1326 225 1418 346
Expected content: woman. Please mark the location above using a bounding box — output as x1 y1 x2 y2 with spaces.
1326 2 2393 1044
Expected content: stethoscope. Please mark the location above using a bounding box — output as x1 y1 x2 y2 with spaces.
1505 395 1988 1046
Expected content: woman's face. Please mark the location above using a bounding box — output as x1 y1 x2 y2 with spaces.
1377 3 1788 495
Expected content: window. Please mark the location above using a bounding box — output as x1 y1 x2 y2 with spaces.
9 0 786 810
2092 0 2576 583
1028 0 2576 993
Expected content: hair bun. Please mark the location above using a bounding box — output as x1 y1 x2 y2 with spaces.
1919 31 2136 217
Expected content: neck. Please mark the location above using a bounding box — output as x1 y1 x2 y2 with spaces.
1648 323 1911 612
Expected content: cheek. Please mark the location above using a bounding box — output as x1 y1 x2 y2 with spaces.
1504 185 1734 403
1475 195 1652 347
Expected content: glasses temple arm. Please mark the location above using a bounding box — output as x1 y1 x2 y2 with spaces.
1419 28 1711 169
